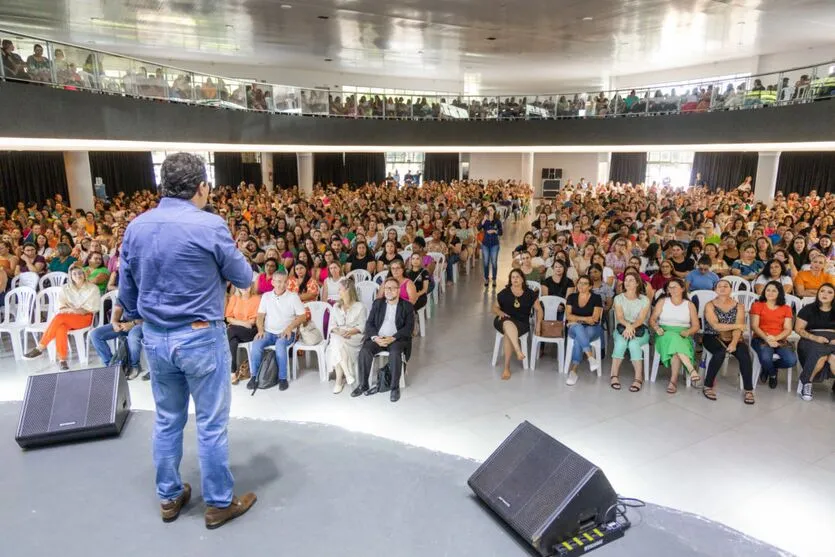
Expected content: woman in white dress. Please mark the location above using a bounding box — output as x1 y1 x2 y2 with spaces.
326 277 369 394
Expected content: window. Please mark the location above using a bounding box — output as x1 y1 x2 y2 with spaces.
646 151 694 188
385 152 425 186
152 151 215 187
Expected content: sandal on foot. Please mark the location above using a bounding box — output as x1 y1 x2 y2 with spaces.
744 391 755 405
666 382 678 394
702 387 717 401
610 376 621 390
629 379 643 392
501 369 511 380
689 370 701 387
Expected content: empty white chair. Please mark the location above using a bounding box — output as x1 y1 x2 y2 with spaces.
723 276 752 293
529 296 566 373
355 280 378 311
292 301 330 381
39 272 69 290
0 286 38 360
11 272 38 291
347 269 372 283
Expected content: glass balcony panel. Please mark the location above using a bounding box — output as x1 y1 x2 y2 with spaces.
95 53 133 95
167 70 195 102
246 82 272 111
810 63 835 101
223 78 248 109
48 42 101 90
192 73 220 103
274 86 302 114
301 88 329 114
2 34 51 84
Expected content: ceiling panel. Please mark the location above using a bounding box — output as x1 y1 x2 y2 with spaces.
0 0 833 91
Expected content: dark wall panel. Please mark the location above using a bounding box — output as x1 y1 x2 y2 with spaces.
0 151 68 212
2 82 835 147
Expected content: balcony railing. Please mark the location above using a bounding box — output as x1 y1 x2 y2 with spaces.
2 28 834 121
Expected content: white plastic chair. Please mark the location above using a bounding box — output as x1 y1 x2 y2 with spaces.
355 280 378 311
649 294 709 386
69 290 117 365
373 270 389 285
292 301 330 381
564 330 603 376
39 272 68 290
529 296 566 373
723 276 752 292
11 272 38 291
347 269 371 283
491 331 529 369
0 286 37 359
526 280 541 295
24 286 62 356
428 252 446 295
368 350 408 390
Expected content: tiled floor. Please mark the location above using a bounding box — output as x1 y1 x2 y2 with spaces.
1 219 832 556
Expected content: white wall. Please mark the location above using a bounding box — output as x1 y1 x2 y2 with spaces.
468 153 524 182
532 153 601 194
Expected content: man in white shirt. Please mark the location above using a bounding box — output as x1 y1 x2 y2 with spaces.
247 271 307 391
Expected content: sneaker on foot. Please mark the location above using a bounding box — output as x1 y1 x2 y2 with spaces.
24 347 43 359
58 360 69 371
141 372 151 381
800 382 813 402
587 356 600 373
566 370 579 386
278 379 289 391
127 366 141 380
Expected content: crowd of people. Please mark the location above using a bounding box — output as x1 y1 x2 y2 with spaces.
495 181 835 404
0 172 531 403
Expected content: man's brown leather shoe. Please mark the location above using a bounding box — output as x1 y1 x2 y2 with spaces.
204 492 257 530
160 483 191 523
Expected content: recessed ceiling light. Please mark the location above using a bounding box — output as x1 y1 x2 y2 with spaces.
226 24 234 29
485 36 496 41
281 4 292 8
90 17 100 21
583 16 594 21
317 15 329 19
324 58 333 62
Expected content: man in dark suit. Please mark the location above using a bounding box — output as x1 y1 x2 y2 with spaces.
352 277 415 402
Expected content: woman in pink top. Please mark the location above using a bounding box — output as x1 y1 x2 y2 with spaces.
377 259 417 305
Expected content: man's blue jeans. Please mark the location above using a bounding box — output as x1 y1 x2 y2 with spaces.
141 321 233 507
446 252 460 282
481 244 500 282
751 338 797 377
248 332 296 380
568 324 602 365
90 323 143 367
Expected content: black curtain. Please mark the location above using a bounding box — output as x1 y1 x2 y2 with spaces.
272 153 298 189
776 152 835 196
314 153 345 185
88 151 155 197
424 153 459 182
344 153 385 186
608 152 647 185
0 151 69 212
689 152 758 191
214 153 262 187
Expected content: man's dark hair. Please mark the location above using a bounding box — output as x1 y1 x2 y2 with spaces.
159 152 208 199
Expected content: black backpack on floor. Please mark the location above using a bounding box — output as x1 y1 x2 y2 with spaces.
250 350 278 395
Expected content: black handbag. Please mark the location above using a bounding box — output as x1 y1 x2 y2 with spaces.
251 350 278 395
109 335 130 377
616 324 648 337
376 363 392 393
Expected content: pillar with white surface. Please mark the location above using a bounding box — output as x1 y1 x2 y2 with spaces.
297 152 313 196
64 151 94 212
260 152 274 192
754 152 780 203
597 152 611 186
521 152 534 188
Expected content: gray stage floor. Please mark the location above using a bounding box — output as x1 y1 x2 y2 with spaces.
1 402 789 557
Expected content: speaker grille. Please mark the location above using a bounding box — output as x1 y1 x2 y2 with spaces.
18 374 58 436
86 367 116 426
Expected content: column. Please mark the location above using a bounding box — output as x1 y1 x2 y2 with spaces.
596 152 611 186
64 151 94 212
297 152 313 196
521 152 535 189
260 152 274 192
754 152 780 203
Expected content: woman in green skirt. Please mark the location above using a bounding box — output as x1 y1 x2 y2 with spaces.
649 278 701 394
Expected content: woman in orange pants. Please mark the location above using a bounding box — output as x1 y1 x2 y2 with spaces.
25 265 100 370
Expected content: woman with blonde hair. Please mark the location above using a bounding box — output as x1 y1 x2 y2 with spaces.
24 264 100 370
326 277 368 394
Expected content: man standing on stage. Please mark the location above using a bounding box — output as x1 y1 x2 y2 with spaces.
119 152 257 529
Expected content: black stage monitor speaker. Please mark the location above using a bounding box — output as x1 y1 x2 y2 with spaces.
16 365 131 449
468 421 617 556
